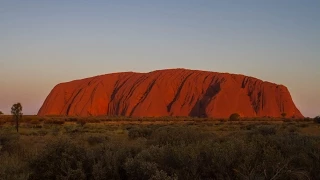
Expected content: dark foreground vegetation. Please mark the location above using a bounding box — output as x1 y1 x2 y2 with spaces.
0 116 320 180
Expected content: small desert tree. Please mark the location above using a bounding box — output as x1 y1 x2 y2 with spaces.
0 111 3 115
281 112 287 118
11 103 23 132
314 116 320 124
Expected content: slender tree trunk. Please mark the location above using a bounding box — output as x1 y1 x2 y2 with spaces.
15 116 19 132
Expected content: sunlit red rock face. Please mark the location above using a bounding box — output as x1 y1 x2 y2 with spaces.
38 69 303 118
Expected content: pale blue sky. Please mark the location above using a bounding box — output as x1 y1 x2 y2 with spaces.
0 0 319 117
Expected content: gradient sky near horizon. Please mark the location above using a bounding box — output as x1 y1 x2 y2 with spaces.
0 0 319 117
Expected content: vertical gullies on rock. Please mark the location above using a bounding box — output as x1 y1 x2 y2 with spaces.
167 72 193 113
38 69 304 118
66 88 83 115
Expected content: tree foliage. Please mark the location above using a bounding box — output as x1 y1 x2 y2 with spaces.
11 103 23 132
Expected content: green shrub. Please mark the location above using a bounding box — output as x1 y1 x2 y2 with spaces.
0 153 30 180
89 145 124 179
64 126 79 134
149 126 214 146
87 135 108 146
256 125 277 136
297 123 309 128
29 119 41 125
0 133 20 153
77 119 87 127
36 130 48 136
28 138 90 180
281 112 287 118
287 126 299 133
229 113 240 121
0 121 319 179
128 127 153 140
67 117 78 122
150 170 178 180
44 118 65 125
89 142 142 180
125 157 160 180
244 124 257 130
314 116 320 123
51 126 61 136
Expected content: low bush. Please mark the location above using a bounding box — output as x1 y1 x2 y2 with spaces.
77 119 87 127
0 122 319 179
256 125 277 136
287 126 299 133
29 138 90 180
0 133 20 153
0 153 30 180
149 126 214 146
128 127 153 140
66 117 78 122
87 135 109 146
36 130 48 136
244 123 257 130
44 118 65 125
297 123 309 128
88 142 142 180
229 113 240 121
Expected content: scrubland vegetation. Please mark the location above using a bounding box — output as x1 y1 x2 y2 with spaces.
0 115 320 180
